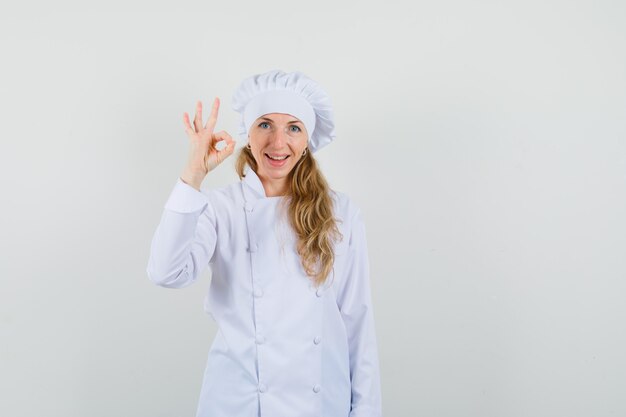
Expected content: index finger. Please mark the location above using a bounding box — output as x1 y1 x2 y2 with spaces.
204 97 220 131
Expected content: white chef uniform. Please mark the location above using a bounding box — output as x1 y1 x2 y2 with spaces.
146 164 382 417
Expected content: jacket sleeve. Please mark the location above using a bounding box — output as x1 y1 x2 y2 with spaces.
146 178 218 289
336 208 383 417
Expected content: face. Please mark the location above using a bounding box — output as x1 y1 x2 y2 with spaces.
248 112 309 186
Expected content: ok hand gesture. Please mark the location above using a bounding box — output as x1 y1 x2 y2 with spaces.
181 98 236 189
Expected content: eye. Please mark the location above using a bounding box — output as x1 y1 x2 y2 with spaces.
290 125 301 133
259 122 270 129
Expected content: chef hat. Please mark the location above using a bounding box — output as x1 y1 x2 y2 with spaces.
232 69 336 153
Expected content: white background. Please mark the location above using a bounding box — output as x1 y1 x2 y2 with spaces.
1 1 625 416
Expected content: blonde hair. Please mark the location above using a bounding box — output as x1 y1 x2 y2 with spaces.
235 147 343 287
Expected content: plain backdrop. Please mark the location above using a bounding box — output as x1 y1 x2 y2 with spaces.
1 1 625 416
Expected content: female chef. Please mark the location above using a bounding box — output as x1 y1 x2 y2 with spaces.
147 69 382 417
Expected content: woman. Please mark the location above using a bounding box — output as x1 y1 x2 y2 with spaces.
147 70 382 417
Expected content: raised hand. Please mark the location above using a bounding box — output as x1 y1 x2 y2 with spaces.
180 98 236 189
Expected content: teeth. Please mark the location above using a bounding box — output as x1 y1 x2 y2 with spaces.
267 154 288 161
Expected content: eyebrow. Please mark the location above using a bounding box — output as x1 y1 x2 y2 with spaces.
259 116 302 125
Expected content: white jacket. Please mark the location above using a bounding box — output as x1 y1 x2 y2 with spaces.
147 165 382 417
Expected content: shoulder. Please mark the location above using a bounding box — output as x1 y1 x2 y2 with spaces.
330 189 370 248
201 181 242 205
193 181 244 222
329 189 364 229
328 190 369 259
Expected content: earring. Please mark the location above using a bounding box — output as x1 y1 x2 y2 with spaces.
302 147 308 157
246 143 251 150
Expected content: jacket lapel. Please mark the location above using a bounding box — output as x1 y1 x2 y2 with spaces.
241 165 266 205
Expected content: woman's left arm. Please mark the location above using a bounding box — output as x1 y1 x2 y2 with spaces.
336 208 383 417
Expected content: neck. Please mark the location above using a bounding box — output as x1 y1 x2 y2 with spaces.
259 176 288 197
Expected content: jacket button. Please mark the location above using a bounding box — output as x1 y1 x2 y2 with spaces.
245 202 254 212
254 288 264 298
316 288 323 297
256 335 266 344
248 243 258 253
313 336 321 345
258 383 267 393
313 384 321 393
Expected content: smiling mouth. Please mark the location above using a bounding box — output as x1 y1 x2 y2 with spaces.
265 153 289 161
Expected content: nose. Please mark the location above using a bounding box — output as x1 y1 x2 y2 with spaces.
269 127 289 148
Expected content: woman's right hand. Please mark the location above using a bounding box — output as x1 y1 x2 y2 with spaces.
181 98 236 188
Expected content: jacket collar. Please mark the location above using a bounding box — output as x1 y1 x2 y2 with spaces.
242 165 267 199
242 165 290 201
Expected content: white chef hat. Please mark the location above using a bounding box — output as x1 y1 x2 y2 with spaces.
232 69 336 153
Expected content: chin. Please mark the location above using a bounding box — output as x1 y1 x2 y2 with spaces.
265 167 293 179
262 161 294 175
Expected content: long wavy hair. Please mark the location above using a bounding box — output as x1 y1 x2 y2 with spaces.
235 146 343 287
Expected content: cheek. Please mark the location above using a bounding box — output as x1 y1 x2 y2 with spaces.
249 136 266 156
292 138 308 152
254 149 265 165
